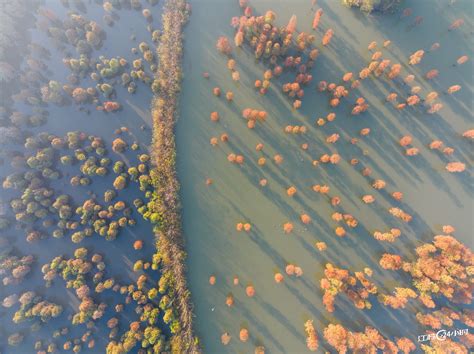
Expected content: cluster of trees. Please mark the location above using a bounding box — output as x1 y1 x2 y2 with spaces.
323 324 415 353
320 263 377 312
416 307 473 330
0 0 39 113
341 0 401 13
304 320 319 351
40 11 105 56
105 270 179 352
3 291 62 328
5 2 161 119
318 235 472 350
11 291 63 324
41 248 108 325
379 287 417 309
230 7 321 108
376 235 473 350
2 131 144 243
0 236 35 285
8 127 183 350
75 197 135 242
20 128 182 351
421 336 472 354
5 9 104 108
242 108 267 129
402 235 473 308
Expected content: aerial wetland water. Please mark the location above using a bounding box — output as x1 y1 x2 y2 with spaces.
0 0 180 352
0 0 473 353
179 0 473 352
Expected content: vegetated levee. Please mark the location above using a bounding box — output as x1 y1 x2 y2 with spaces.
150 0 199 352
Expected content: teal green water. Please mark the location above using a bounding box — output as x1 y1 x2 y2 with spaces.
177 0 473 352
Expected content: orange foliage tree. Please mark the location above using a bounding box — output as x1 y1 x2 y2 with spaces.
401 235 473 308
323 324 411 353
216 36 232 55
421 336 468 353
304 320 319 351
320 263 377 313
379 287 417 309
232 7 317 108
378 236 472 351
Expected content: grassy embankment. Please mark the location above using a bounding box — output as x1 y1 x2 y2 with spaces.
150 0 199 352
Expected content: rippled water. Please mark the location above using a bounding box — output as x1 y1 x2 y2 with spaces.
178 0 473 352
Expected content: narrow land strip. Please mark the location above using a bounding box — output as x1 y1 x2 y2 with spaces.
150 0 199 352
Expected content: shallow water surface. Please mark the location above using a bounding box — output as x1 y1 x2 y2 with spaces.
177 0 473 352
0 1 164 352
